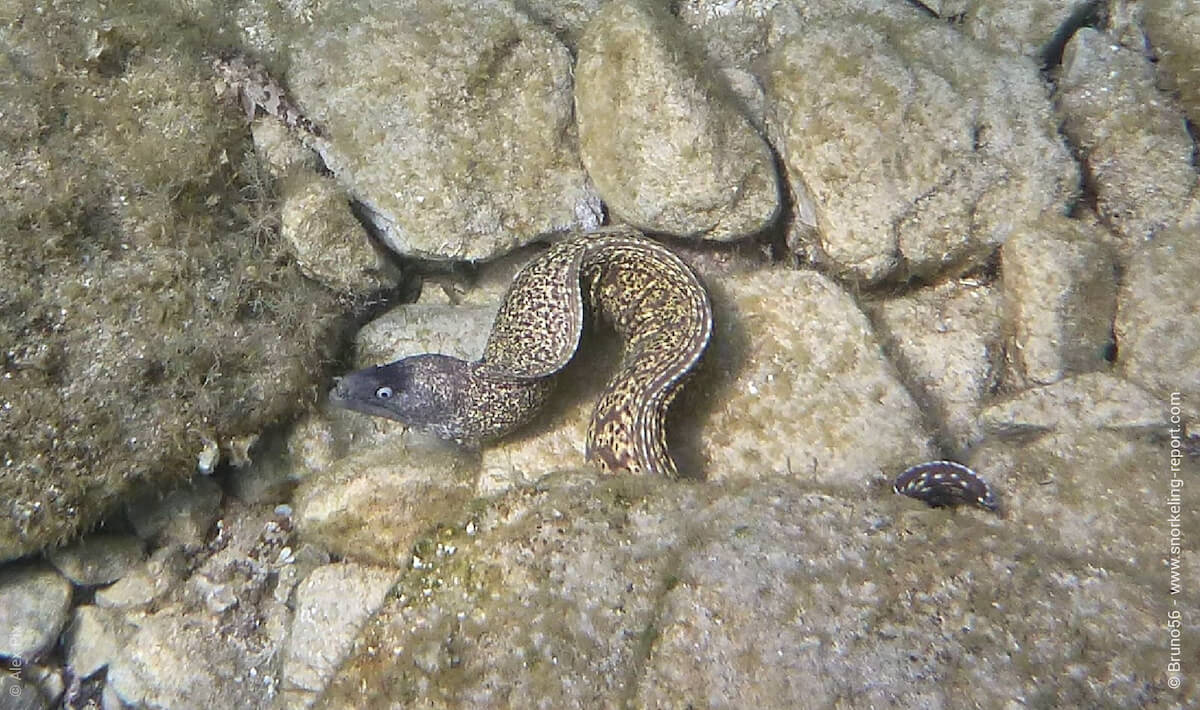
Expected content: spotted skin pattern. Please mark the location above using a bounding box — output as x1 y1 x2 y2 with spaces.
331 229 713 478
893 460 999 512
211 52 323 138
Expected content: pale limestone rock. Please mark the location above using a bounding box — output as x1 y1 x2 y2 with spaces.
764 11 1076 282
64 605 125 679
1057 28 1198 243
1115 220 1200 419
280 563 399 708
575 0 780 240
278 170 396 293
979 372 1165 437
288 0 601 260
292 440 478 567
689 269 933 484
871 279 1005 456
957 0 1095 57
1001 214 1117 385
0 563 72 660
312 472 1189 708
1143 0 1200 127
48 534 145 587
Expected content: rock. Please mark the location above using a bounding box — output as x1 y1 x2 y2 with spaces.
688 269 933 484
104 610 275 709
312 472 1193 707
1115 222 1200 420
516 0 606 48
764 10 1075 282
0 672 48 710
62 502 303 708
64 605 127 679
25 665 65 708
318 473 704 707
280 563 399 706
0 6 348 562
1001 214 1117 385
1143 0 1200 127
293 441 478 567
94 548 187 610
125 476 223 549
1056 27 1198 243
47 534 145 587
0 563 72 660
351 304 497 365
288 0 601 261
871 278 1005 455
575 0 780 240
277 170 397 294
957 0 1096 58
979 373 1166 438
968 420 1200 574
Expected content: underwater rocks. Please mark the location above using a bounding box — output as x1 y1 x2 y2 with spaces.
286 0 601 261
574 0 780 239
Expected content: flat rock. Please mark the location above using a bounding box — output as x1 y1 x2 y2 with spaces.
293 440 478 567
311 472 1194 707
763 9 1075 282
280 562 400 706
288 0 601 261
0 563 72 660
47 534 145 587
1001 213 1117 386
979 373 1166 437
575 0 779 239
871 278 1004 456
1115 220 1200 419
1056 27 1198 243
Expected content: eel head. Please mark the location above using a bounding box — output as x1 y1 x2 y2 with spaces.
329 354 476 441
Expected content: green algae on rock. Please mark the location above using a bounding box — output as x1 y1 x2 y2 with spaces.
0 4 352 561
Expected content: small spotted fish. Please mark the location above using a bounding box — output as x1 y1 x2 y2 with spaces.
893 460 998 512
211 51 323 138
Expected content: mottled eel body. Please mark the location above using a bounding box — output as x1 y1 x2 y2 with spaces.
330 229 713 477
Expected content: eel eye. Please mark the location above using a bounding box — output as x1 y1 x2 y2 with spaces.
375 386 394 400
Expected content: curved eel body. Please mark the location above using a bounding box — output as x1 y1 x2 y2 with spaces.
330 229 712 477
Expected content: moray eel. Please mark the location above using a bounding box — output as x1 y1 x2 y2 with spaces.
329 228 713 477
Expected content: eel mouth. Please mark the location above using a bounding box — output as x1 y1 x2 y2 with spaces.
326 377 403 423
